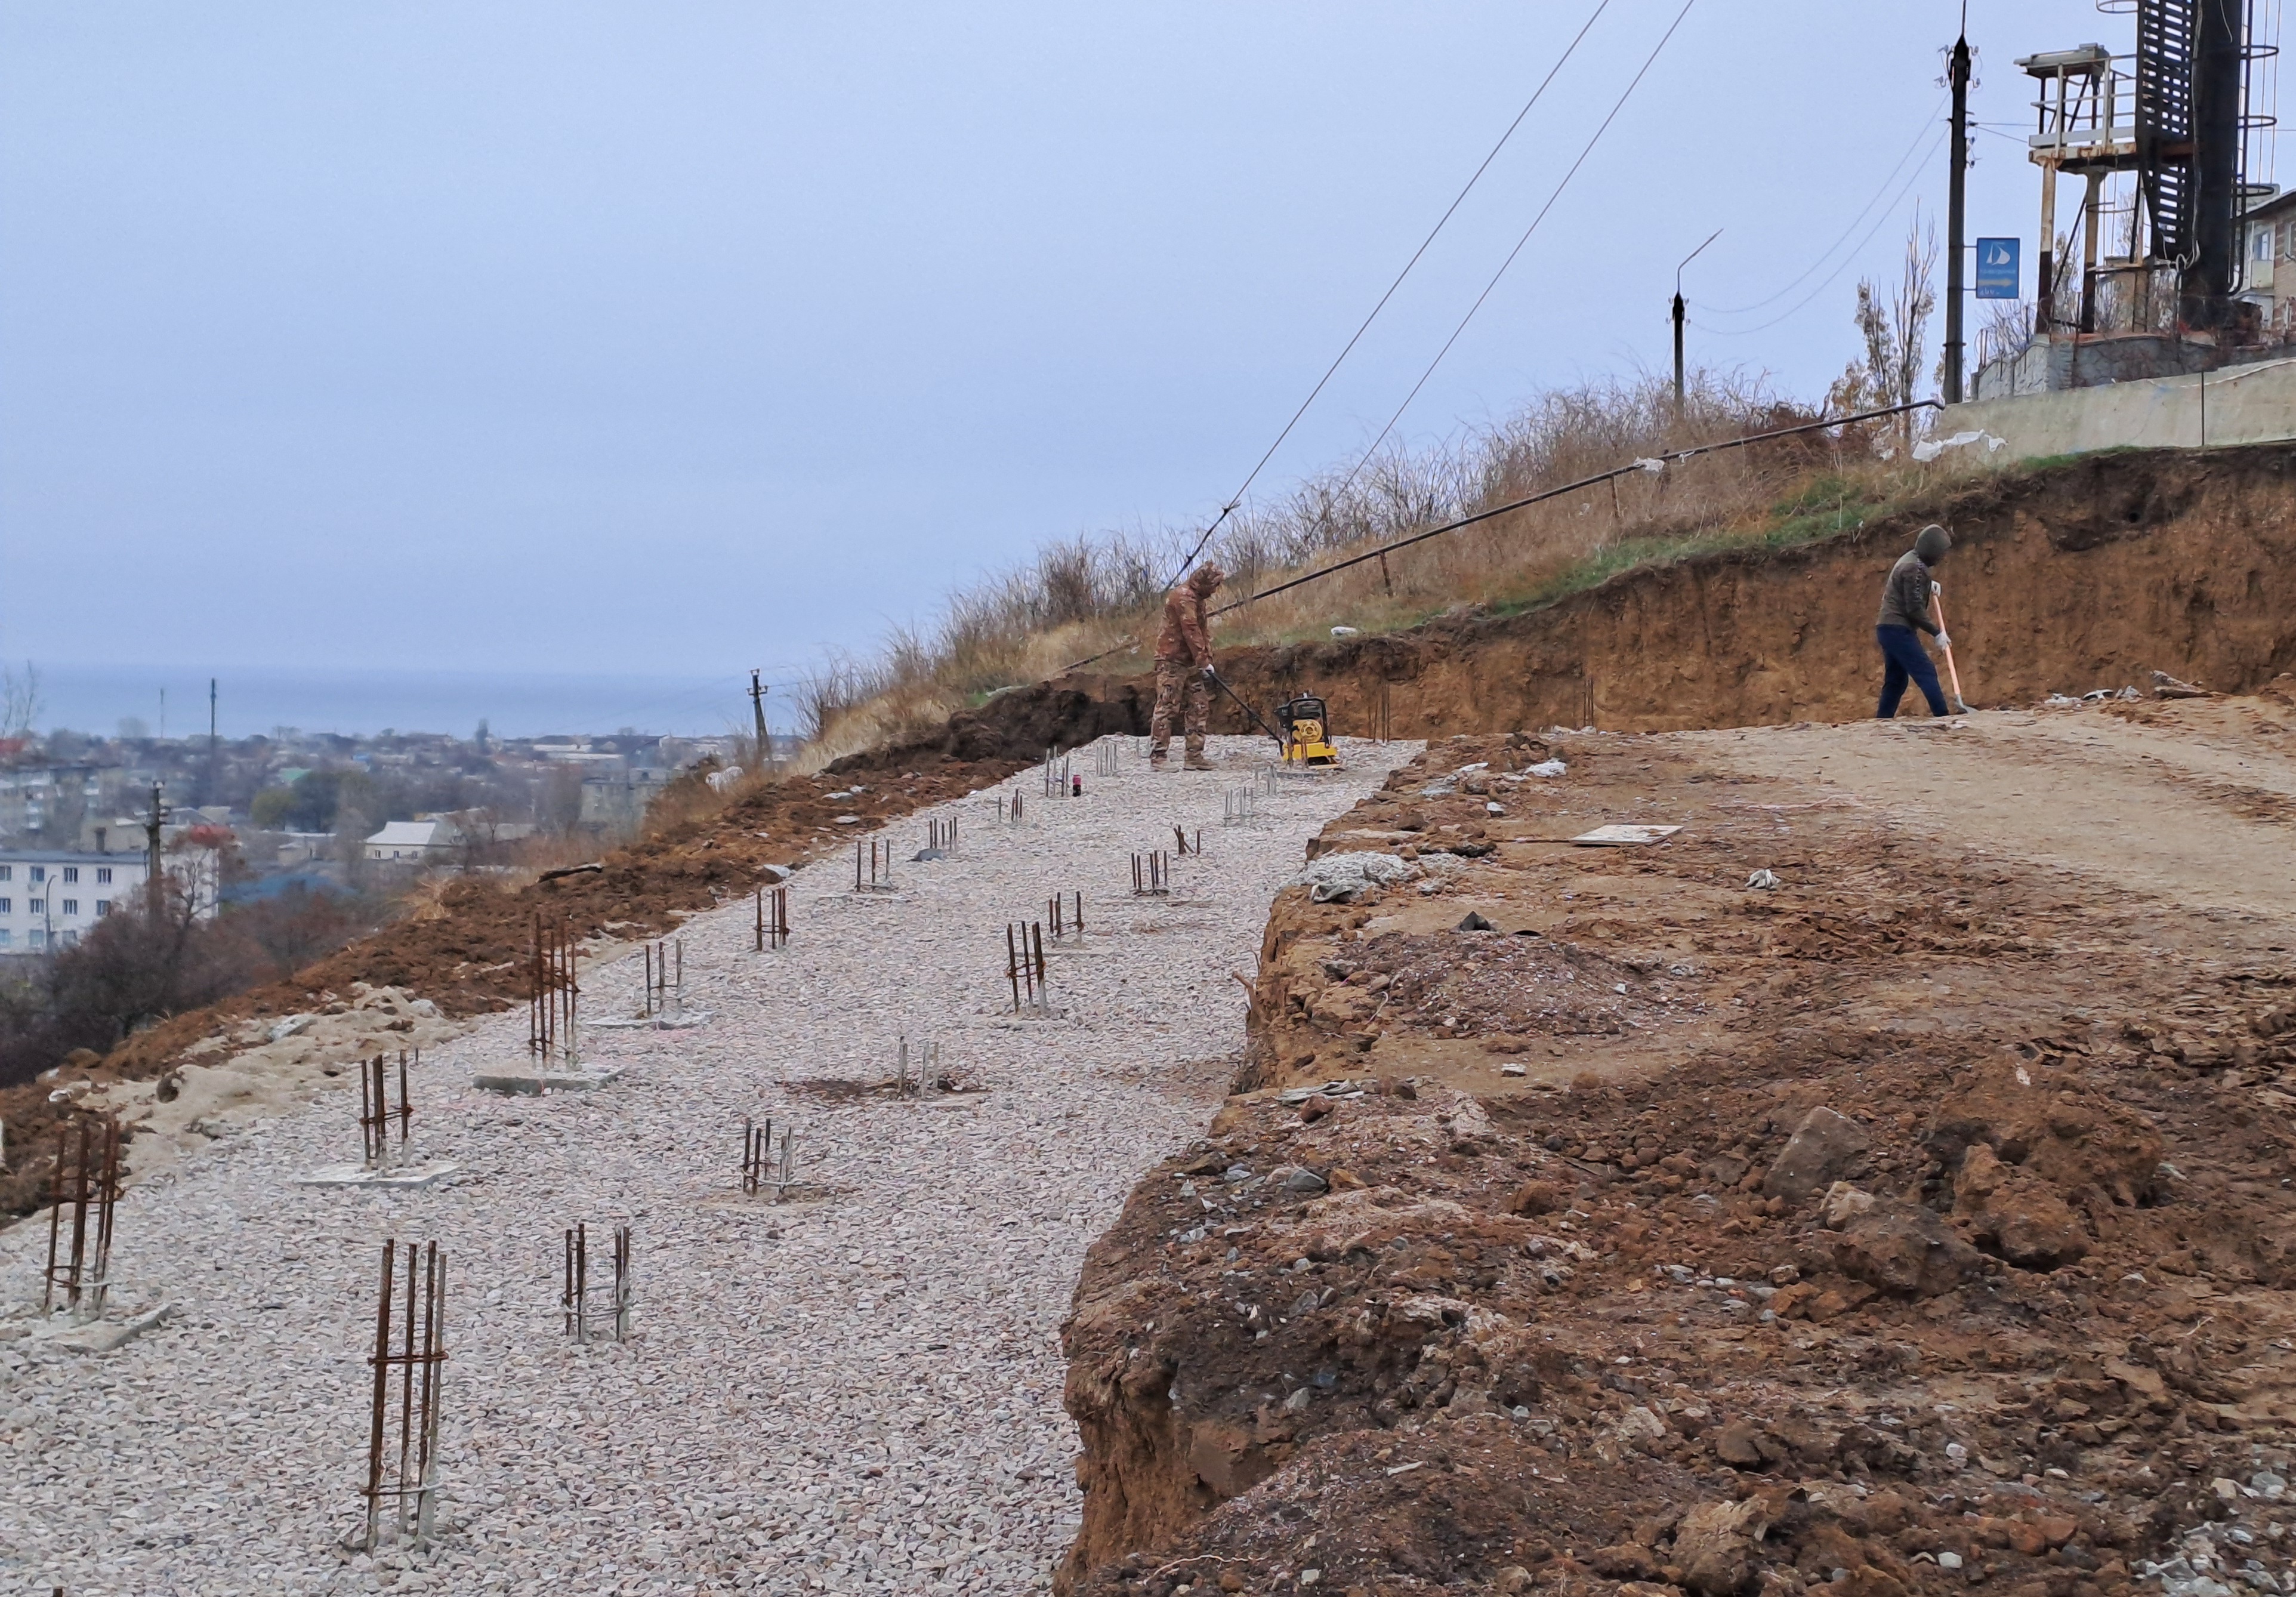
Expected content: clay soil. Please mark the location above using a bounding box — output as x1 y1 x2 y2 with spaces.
1058 680 2296 1597
0 753 1026 1217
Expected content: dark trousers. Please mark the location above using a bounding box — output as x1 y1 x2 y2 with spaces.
1876 624 1948 717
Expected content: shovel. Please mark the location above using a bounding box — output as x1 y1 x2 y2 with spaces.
1931 581 1973 714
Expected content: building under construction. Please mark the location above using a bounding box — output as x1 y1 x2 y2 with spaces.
1976 0 2286 397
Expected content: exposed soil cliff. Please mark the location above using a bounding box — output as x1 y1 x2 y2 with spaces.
887 446 2296 765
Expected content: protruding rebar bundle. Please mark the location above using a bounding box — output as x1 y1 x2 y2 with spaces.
360 1239 446 1553
42 1113 121 1322
1375 682 1393 743
563 1222 632 1344
1223 787 1257 826
895 1035 939 1098
1041 748 1073 798
926 816 958 853
1093 741 1119 777
741 1117 797 1201
1047 890 1085 945
997 792 1026 825
359 1051 414 1170
854 838 895 893
1172 825 1202 856
528 914 580 1067
1131 851 1171 896
643 939 685 1019
755 884 789 951
1005 921 1048 1011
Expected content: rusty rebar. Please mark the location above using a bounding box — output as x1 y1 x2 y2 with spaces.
359 1052 412 1170
529 915 579 1067
564 1222 633 1343
1131 851 1171 896
360 1239 446 1552
755 884 789 951
42 1112 121 1321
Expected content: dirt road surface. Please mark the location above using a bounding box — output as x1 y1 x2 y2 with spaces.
1060 689 2296 1596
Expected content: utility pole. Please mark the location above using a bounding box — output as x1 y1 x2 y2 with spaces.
206 677 219 807
143 782 167 921
1945 31 1972 404
1671 229 1722 418
749 670 770 766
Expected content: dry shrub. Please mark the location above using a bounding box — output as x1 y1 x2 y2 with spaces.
806 368 1993 742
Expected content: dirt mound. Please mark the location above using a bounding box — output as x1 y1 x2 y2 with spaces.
1057 725 2296 1596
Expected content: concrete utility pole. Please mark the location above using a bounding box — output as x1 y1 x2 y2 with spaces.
749 671 770 764
1671 228 1721 418
1945 32 1972 404
143 782 167 920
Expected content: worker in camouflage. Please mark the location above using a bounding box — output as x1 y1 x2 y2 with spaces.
1150 564 1224 770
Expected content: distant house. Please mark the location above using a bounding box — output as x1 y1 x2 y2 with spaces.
0 845 219 952
581 767 672 832
364 819 460 862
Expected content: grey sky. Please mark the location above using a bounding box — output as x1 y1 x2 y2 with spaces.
1 1 2162 717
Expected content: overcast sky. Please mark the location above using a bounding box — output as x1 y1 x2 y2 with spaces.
1 0 2179 728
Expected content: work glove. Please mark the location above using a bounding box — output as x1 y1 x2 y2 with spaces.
1934 632 1952 650
1201 664 1216 679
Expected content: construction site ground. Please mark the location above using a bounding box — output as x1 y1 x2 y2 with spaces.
0 736 1408 1595
1059 682 2296 1597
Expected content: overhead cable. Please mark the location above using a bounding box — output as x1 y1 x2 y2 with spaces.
1701 93 1948 316
1690 127 1948 338
1155 0 1616 589
1307 0 1703 520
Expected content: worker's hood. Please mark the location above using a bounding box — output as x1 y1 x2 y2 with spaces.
1914 524 1951 563
1187 565 1226 596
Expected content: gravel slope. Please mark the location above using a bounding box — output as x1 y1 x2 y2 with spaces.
0 735 1411 1596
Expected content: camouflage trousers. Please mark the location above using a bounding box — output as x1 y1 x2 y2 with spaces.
1149 659 1210 761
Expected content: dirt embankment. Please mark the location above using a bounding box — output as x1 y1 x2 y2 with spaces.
0 754 1027 1218
950 446 2296 753
1057 704 2296 1596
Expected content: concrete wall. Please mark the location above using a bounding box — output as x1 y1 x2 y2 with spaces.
1943 356 2296 459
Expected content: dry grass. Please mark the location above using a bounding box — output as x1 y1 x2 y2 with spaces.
800 370 2001 745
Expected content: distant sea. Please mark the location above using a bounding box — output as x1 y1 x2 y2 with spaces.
32 663 777 741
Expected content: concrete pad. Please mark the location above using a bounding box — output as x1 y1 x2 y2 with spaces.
471 1066 625 1095
29 1303 174 1355
294 1161 461 1189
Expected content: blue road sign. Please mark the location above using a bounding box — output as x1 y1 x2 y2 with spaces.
1974 237 2020 298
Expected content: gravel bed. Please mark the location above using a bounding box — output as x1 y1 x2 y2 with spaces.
0 735 1411 1596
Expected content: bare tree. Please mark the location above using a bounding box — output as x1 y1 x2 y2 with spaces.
2 661 39 741
1829 218 1938 452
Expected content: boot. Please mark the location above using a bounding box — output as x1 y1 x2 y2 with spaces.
1149 749 1169 767
1184 753 1214 772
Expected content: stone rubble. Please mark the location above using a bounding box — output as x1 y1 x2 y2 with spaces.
0 735 1412 1596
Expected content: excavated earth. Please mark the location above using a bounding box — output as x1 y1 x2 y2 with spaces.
1057 680 2296 1597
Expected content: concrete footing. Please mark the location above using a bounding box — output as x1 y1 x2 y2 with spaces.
471 1066 625 1096
294 1161 461 1189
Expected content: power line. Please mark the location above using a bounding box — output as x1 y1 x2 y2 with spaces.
1209 400 1941 616
1156 0 1616 588
1702 93 1947 316
1690 125 1948 339
1306 0 1703 520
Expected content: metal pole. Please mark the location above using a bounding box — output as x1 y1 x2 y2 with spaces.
1671 229 1719 417
1946 32 1970 402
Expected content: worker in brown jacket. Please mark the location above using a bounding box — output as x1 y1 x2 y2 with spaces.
1150 563 1225 769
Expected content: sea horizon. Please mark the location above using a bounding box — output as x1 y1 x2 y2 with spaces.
21 662 788 742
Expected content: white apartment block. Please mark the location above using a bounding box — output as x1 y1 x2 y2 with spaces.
0 847 220 953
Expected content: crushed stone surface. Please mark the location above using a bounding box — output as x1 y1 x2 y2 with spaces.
0 735 1411 1596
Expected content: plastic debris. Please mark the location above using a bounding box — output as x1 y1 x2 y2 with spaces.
1746 868 1780 890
